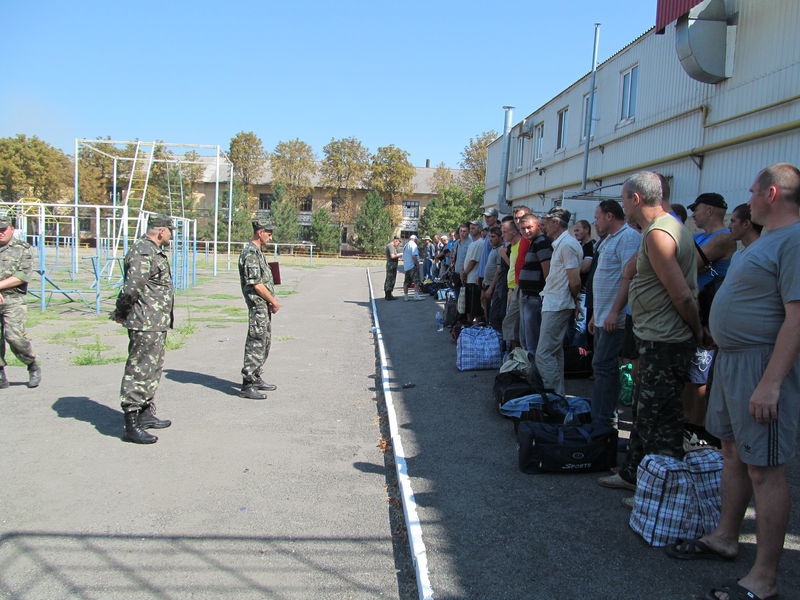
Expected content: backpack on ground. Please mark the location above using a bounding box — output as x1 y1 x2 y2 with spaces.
493 371 535 411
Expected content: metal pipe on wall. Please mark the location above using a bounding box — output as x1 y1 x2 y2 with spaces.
581 23 601 190
498 106 514 206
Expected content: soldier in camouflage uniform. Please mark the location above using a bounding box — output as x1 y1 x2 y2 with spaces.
383 237 401 300
0 212 41 389
111 214 175 444
239 220 280 399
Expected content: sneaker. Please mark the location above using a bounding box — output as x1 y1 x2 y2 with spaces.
413 295 425 301
621 496 635 510
597 473 636 491
404 295 409 302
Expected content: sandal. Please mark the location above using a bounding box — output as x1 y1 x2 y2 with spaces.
666 538 736 561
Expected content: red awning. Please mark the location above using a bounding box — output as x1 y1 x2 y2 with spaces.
656 0 704 32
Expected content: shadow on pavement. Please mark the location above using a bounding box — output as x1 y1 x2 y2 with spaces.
52 397 121 438
0 531 394 599
163 369 240 395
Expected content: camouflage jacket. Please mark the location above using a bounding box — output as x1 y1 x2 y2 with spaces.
0 237 33 302
239 241 274 306
114 237 174 331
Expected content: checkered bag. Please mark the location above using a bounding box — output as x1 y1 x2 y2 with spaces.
629 449 723 547
456 325 502 371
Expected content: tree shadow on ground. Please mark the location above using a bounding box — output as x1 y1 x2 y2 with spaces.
163 369 240 395
52 397 121 438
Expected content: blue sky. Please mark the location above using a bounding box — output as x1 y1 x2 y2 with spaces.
1 1 657 168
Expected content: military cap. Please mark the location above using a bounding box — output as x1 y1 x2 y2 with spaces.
543 207 572 226
483 207 500 218
688 192 727 211
0 212 11 229
252 219 274 233
148 214 174 229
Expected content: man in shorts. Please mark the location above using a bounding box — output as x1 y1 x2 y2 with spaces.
667 164 800 600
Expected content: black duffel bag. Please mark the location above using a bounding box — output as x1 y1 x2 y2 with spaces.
517 421 618 474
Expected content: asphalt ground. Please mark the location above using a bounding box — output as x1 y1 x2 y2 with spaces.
0 264 413 600
371 270 800 600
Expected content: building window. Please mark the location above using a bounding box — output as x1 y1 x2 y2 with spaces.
403 201 420 219
331 195 342 213
300 225 312 241
534 123 544 160
515 136 525 169
340 227 348 244
259 193 274 211
556 107 569 150
300 195 313 212
582 90 598 139
221 191 229 205
400 230 417 240
620 65 638 121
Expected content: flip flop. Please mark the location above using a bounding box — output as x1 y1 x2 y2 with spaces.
666 538 736 561
704 582 779 600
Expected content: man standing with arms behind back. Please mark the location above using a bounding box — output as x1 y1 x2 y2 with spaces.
0 212 41 389
601 171 701 498
670 164 800 600
112 214 175 444
239 220 281 400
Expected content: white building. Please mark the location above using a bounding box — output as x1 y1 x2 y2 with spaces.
485 0 800 222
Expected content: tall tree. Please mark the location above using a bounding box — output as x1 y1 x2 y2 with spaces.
368 145 415 210
310 207 341 253
318 137 370 225
0 135 72 203
431 161 454 192
417 185 482 237
271 138 316 200
228 131 267 187
459 130 498 189
270 182 300 244
353 190 393 254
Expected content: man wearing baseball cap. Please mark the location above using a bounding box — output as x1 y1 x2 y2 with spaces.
0 212 41 389
239 220 281 399
112 213 175 443
402 235 424 301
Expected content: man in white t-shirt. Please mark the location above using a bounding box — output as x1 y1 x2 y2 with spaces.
402 235 424 301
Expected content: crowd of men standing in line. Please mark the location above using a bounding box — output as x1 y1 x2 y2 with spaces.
383 163 799 600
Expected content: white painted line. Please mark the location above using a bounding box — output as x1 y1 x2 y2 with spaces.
366 269 434 600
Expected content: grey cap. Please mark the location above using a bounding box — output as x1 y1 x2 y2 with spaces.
0 212 11 229
483 207 500 218
543 207 571 226
148 214 174 229
469 220 481 227
252 219 274 232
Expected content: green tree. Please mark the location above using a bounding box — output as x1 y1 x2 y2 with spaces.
228 131 267 186
353 190 393 254
310 207 340 253
368 144 415 212
417 185 482 237
270 182 300 244
459 130 498 189
319 137 370 225
0 134 72 202
431 161 454 192
271 138 316 200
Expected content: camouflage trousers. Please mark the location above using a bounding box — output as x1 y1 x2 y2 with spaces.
120 330 167 413
384 261 398 294
0 300 36 368
619 339 694 483
241 304 271 384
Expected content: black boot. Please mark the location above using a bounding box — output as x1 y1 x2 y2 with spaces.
385 291 396 301
0 368 8 389
240 383 267 399
27 362 41 388
123 411 158 444
138 402 171 429
251 377 277 391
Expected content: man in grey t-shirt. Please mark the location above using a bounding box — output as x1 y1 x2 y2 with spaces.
667 164 800 600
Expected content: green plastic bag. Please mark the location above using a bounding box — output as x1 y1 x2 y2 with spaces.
619 363 634 407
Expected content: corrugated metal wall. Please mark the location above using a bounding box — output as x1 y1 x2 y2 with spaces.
487 0 800 221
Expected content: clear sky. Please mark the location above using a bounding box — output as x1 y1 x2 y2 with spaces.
1 0 657 168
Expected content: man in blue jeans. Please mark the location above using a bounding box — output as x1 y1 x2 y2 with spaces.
587 200 640 425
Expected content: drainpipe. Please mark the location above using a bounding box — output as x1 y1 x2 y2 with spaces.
581 23 601 190
498 106 514 206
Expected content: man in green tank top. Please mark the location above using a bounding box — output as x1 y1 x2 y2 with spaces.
612 172 702 495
